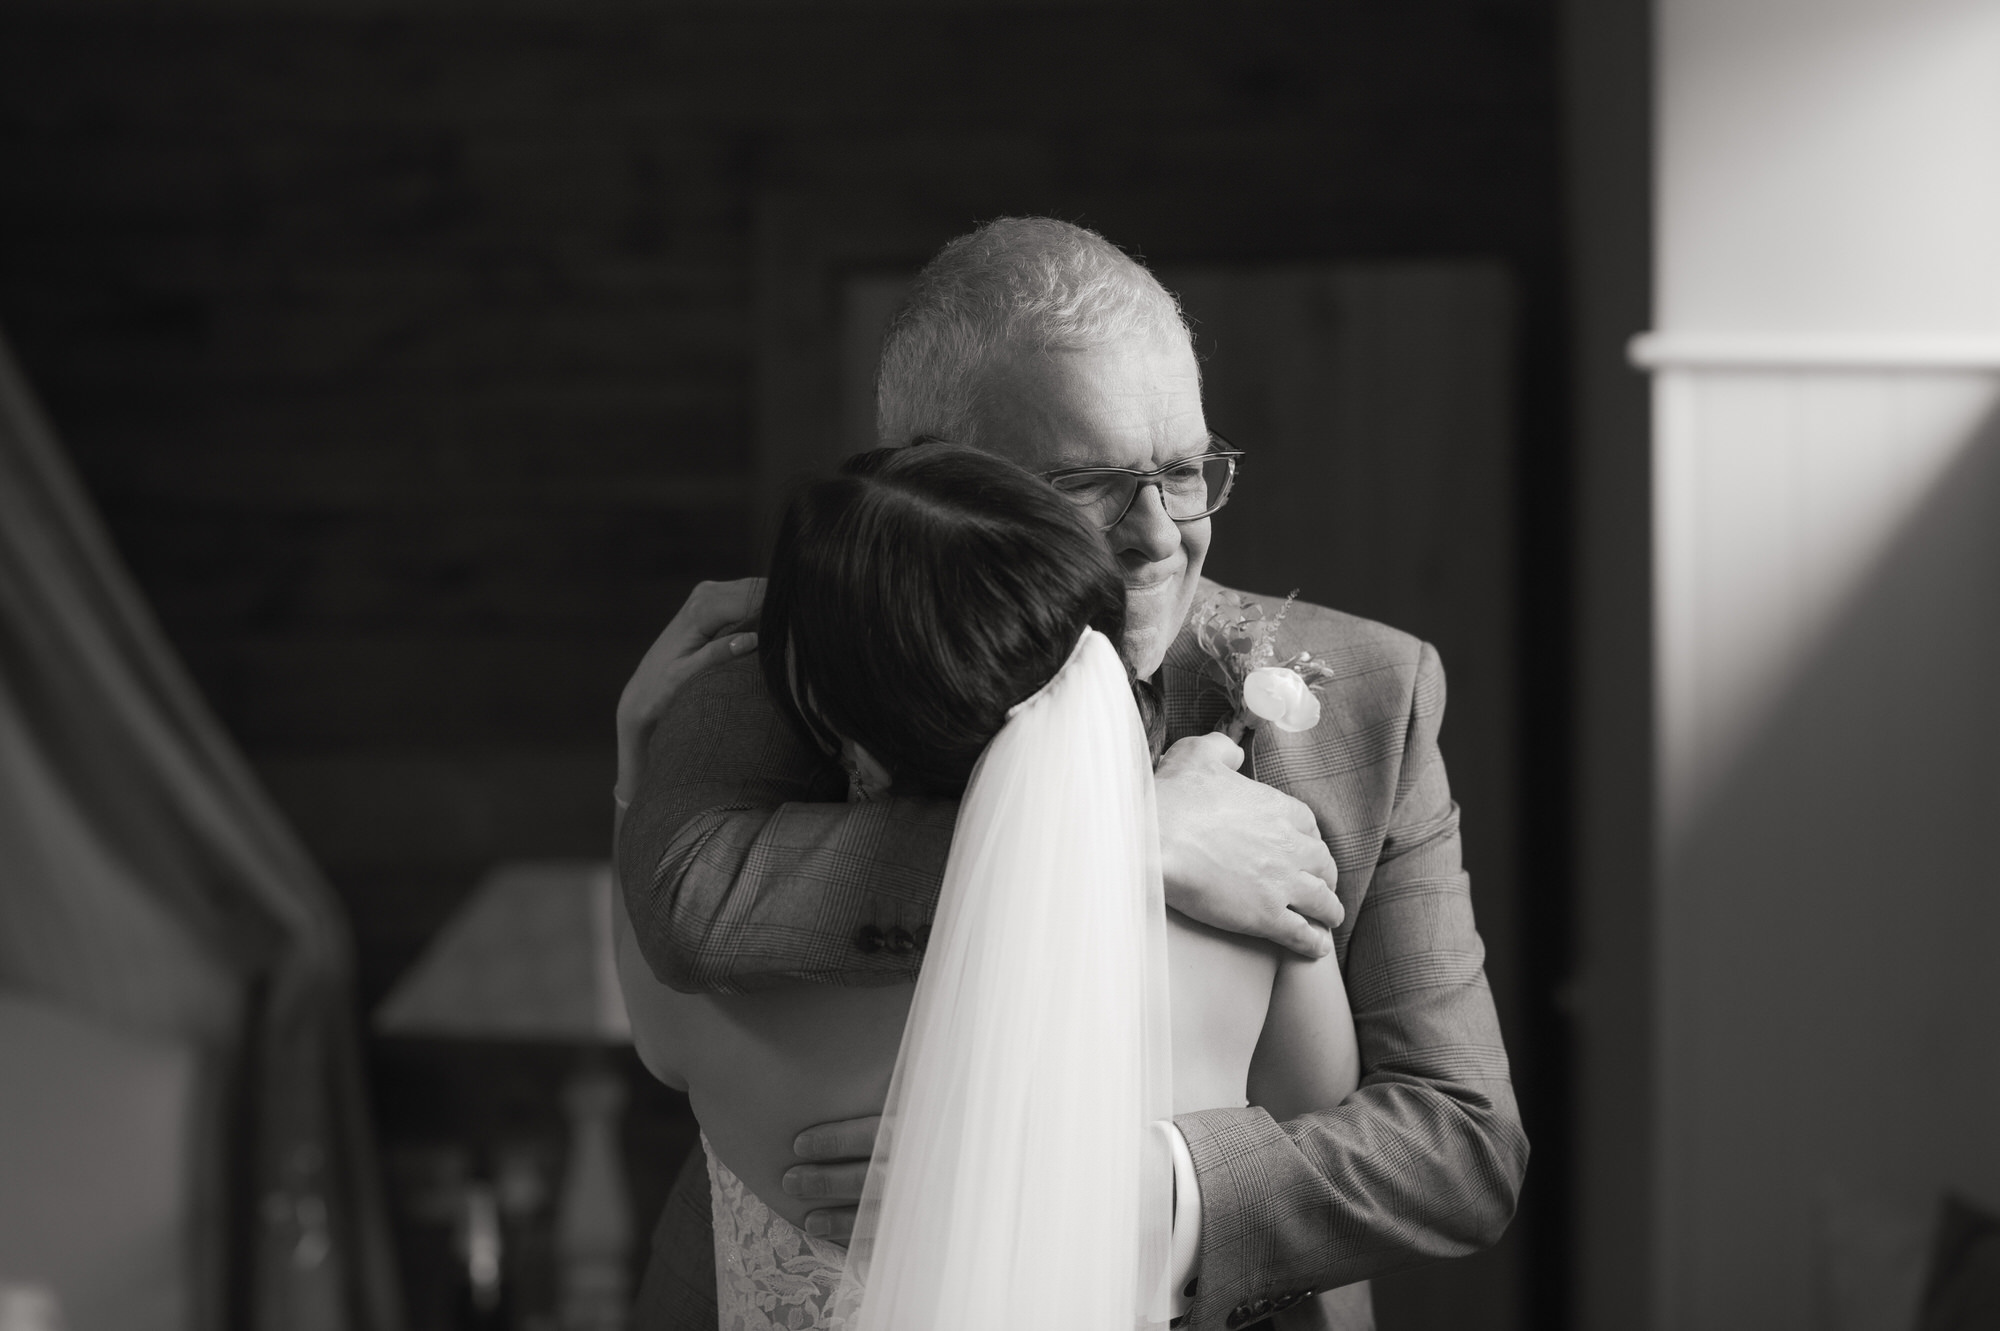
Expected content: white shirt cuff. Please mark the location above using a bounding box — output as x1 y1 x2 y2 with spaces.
1165 1121 1202 1316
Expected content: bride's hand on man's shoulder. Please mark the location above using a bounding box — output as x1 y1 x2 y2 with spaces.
614 578 764 805
1154 733 1344 959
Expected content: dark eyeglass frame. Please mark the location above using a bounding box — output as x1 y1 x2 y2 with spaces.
1039 431 1244 531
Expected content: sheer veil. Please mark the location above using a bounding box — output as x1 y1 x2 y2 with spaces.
832 626 1175 1330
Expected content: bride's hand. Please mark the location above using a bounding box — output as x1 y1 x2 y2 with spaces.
615 578 765 807
780 1115 881 1245
1154 733 1343 957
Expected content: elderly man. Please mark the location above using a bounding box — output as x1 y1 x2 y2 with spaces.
619 218 1526 1330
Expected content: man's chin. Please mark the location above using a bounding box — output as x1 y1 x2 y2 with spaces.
1122 581 1191 678
1122 625 1169 679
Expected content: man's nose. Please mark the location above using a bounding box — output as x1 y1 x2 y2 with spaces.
1111 483 1182 563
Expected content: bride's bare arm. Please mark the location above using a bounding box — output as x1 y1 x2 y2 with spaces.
612 891 691 1093
1244 935 1360 1124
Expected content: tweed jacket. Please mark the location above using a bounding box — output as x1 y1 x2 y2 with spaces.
619 581 1527 1330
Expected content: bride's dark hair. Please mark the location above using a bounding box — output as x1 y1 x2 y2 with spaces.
761 442 1132 796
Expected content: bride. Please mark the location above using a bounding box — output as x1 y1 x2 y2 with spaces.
613 443 1358 1330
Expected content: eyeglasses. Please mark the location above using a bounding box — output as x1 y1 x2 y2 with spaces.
1041 432 1243 531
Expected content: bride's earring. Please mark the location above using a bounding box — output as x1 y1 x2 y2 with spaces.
839 740 891 803
842 757 873 803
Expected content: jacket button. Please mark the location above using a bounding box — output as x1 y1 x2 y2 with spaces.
885 926 916 955
1250 1296 1273 1317
1226 1307 1251 1328
855 925 886 953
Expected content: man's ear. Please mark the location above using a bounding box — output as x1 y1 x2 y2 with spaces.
841 740 895 801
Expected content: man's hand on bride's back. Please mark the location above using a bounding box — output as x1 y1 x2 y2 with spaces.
614 577 764 806
781 1114 880 1245
1155 733 1343 958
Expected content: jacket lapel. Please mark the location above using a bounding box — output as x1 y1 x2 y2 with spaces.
1155 611 1238 746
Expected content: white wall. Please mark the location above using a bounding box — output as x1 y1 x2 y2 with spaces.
1642 1 2000 1327
1658 0 2000 336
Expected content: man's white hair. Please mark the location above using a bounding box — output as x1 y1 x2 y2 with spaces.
875 217 1192 448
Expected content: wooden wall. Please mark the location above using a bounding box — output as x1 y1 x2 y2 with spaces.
0 4 1569 1327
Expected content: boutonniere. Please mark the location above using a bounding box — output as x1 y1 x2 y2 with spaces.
1189 588 1336 739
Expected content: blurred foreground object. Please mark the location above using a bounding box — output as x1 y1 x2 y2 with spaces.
376 862 632 1331
0 330 400 1331
0 996 191 1331
0 1284 64 1331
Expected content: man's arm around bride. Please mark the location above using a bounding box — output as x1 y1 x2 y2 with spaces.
617 581 1527 1329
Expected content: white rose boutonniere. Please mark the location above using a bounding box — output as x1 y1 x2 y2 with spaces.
1243 664 1321 732
1189 588 1336 739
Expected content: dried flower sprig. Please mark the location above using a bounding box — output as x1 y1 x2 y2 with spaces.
1188 588 1337 738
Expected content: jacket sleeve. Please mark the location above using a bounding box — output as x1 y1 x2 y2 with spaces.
1175 642 1529 1325
616 655 957 994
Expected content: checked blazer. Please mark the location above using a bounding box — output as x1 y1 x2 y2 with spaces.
618 580 1527 1331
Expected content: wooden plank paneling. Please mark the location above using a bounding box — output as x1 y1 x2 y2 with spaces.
252 747 611 869
94 500 751 631
0 7 1552 134
58 389 748 505
177 636 659 748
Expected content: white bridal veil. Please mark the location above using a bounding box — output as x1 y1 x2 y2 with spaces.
834 627 1176 1330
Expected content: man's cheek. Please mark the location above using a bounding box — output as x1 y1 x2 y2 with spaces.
1180 522 1212 580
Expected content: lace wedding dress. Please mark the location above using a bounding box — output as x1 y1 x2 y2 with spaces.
705 1132 853 1331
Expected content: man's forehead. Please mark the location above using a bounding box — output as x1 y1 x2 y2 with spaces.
977 332 1207 471
1039 429 1211 472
